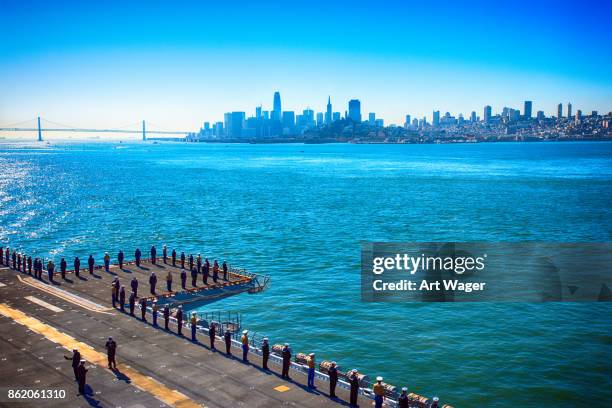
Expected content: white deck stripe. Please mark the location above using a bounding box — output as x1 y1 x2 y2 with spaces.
0 282 6 287
24 296 64 312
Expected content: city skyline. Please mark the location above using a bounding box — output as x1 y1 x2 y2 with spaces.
1 0 611 133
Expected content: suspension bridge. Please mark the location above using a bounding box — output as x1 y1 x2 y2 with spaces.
0 117 193 141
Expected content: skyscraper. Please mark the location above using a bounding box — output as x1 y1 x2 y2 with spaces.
470 111 477 122
484 105 492 123
325 96 332 124
272 91 282 121
256 105 262 118
567 102 572 119
348 99 361 123
316 112 324 126
224 112 245 138
368 112 376 124
433 110 440 127
405 115 411 128
282 111 295 132
557 103 563 119
524 101 532 119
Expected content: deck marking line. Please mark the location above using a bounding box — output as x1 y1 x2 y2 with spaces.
0 303 203 408
25 296 63 312
16 275 113 314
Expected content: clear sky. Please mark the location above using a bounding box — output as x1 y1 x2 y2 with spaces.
1 0 611 133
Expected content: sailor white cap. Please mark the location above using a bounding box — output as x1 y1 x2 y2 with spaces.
309 353 315 357
263 337 269 341
243 330 248 334
402 387 407 392
284 343 289 346
108 336 112 340
178 305 182 309
192 311 196 315
376 376 383 382
433 397 439 402
331 361 336 365
80 359 86 363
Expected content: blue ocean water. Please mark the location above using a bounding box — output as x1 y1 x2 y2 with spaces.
0 141 611 407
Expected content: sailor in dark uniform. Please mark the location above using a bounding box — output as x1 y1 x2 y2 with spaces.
149 272 157 295
163 304 170 330
190 267 197 287
140 297 147 321
348 369 359 407
209 322 216 350
328 361 338 398
176 306 183 335
87 254 94 274
162 245 167 264
105 337 117 369
131 277 138 297
27 256 32 274
119 286 126 312
64 349 81 380
172 249 177 266
398 387 409 408
60 258 67 279
129 291 136 316
118 250 124 269
188 253 193 270
135 248 142 267
431 396 440 408
74 256 80 277
12 250 16 269
262 338 270 370
180 268 187 289
150 245 157 264
224 329 232 355
223 261 228 280
76 360 88 395
281 343 291 379
181 252 186 269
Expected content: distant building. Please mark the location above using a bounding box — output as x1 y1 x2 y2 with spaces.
282 111 295 133
484 105 492 123
332 112 341 121
256 106 262 118
224 112 245 138
470 111 477 122
348 99 361 123
591 110 598 117
537 111 545 120
325 97 332 124
272 92 282 121
368 112 376 124
316 112 324 126
213 122 224 138
575 110 582 121
433 110 440 127
557 103 563 119
404 115 411 128
524 101 532 119
375 119 384 127
567 102 572 119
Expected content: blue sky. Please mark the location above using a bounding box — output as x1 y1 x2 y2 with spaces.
1 0 610 131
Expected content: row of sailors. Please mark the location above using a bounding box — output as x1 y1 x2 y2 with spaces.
110 283 437 408
2 246 229 284
4 248 439 407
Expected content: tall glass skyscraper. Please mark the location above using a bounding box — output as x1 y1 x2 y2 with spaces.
272 91 282 121
348 99 361 123
524 101 532 119
325 96 332 124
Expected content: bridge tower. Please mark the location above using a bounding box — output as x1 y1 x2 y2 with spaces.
37 116 42 142
142 120 146 141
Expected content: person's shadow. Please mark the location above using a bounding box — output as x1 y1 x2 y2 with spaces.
81 384 102 407
111 368 131 384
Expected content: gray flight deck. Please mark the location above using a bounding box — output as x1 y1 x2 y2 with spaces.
0 259 359 408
